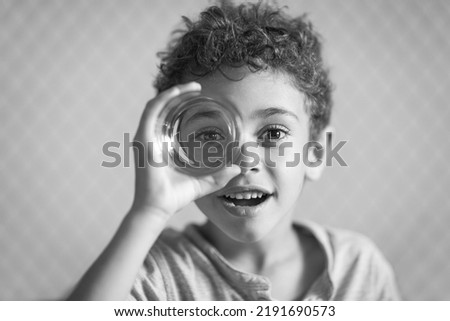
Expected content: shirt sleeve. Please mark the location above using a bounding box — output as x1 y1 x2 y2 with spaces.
329 230 401 300
367 244 401 300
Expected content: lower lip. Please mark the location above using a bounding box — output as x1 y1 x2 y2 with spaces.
218 195 272 218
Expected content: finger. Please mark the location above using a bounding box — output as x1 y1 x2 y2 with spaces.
140 82 202 130
134 82 202 162
192 165 241 199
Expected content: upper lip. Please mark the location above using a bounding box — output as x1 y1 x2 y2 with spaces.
218 185 273 197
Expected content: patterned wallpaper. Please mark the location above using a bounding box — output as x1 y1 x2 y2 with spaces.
1 0 449 300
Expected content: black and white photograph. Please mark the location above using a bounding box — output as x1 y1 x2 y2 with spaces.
1 0 449 309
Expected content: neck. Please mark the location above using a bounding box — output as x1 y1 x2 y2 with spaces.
199 214 300 274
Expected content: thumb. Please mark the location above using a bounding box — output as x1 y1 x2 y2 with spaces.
193 165 240 199
211 164 241 188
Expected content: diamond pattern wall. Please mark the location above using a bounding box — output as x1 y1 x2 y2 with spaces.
1 0 449 300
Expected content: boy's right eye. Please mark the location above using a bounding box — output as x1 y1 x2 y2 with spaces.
195 127 226 142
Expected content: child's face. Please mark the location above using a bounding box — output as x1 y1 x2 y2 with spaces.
194 67 313 243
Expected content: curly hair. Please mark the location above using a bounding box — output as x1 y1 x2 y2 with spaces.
154 0 332 140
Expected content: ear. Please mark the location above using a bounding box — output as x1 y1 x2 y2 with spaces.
305 126 334 181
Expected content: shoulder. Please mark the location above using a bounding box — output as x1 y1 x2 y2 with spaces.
326 226 384 263
298 220 386 266
298 220 401 300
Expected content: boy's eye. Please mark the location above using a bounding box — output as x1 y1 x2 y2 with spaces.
195 128 226 142
266 129 285 140
259 126 289 143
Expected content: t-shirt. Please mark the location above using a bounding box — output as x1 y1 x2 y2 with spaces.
128 220 400 300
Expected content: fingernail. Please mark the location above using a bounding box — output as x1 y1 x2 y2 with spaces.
191 82 201 89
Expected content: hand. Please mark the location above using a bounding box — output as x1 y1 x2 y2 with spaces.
130 82 240 219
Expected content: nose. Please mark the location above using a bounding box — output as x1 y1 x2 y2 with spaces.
233 141 262 174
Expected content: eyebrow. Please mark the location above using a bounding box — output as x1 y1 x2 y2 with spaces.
250 107 299 121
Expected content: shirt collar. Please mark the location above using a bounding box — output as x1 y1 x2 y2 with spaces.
185 220 335 300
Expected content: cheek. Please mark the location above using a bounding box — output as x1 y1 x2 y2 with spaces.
263 141 305 171
195 195 222 223
264 141 307 193
195 196 212 213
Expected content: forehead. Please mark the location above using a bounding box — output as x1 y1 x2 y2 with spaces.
195 68 307 121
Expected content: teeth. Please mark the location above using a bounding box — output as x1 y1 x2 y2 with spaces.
225 192 267 199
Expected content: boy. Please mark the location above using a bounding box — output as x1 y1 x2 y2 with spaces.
69 1 400 300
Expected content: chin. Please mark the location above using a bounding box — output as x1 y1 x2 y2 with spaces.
219 219 275 244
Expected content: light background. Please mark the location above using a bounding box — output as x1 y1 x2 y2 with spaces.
1 0 449 300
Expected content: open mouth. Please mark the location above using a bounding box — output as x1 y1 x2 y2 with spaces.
220 191 272 207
